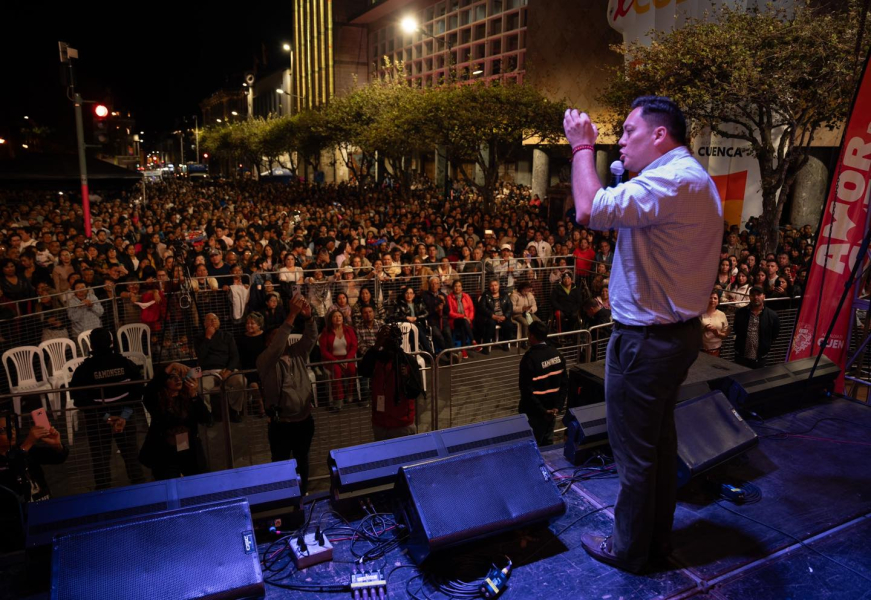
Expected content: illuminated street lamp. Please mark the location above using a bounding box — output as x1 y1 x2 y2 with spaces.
400 16 418 34
398 15 454 80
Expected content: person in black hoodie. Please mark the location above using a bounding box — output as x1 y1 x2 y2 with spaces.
71 327 145 490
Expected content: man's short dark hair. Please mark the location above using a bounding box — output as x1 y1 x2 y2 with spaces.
631 96 687 144
583 298 600 313
528 320 548 342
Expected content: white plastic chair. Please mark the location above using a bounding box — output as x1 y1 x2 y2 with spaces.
60 357 86 444
38 338 77 414
121 351 148 377
495 323 522 349
77 329 94 357
397 323 428 392
117 324 153 378
288 333 319 404
2 346 52 424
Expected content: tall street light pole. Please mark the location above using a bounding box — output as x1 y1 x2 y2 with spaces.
194 115 199 161
59 41 94 238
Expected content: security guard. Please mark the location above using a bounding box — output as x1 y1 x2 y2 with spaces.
518 320 568 446
71 328 145 489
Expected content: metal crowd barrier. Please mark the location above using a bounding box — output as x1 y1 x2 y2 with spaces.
432 329 592 431
718 296 801 364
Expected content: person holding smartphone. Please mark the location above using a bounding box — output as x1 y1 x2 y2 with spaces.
139 363 210 480
0 404 68 504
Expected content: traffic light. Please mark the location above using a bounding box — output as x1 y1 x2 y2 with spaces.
92 104 109 144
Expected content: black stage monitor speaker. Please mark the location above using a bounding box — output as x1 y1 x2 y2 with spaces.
562 402 608 465
394 440 566 564
677 381 711 403
725 355 839 408
675 391 758 487
51 499 264 600
28 460 300 550
329 415 534 498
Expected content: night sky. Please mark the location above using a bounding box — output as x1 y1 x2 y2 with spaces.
2 4 295 149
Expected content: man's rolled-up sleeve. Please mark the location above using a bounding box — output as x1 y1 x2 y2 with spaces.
589 173 674 231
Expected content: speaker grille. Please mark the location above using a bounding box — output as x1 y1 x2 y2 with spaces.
445 430 533 454
30 502 169 536
745 372 791 387
180 479 298 507
338 450 440 476
52 500 263 600
581 417 606 429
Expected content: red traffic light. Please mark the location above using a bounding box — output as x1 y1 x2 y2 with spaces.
94 104 109 118
203 153 209 159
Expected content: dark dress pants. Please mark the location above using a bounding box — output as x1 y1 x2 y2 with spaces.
605 320 701 570
268 414 315 495
84 410 144 490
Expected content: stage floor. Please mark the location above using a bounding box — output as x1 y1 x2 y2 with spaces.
257 396 871 600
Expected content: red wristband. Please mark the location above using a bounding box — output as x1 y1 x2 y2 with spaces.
571 144 595 159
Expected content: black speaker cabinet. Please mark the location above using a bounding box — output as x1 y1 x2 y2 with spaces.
28 460 300 550
562 402 608 465
394 440 566 564
329 415 534 498
51 499 264 600
675 391 758 487
724 355 839 409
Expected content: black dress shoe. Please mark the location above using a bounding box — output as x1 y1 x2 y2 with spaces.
580 534 645 574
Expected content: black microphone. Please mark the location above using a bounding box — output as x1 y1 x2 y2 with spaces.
610 160 625 187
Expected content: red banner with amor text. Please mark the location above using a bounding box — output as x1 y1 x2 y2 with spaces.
789 57 871 384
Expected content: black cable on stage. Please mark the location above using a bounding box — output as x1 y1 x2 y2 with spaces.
714 500 871 584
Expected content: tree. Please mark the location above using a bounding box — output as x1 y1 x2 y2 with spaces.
357 61 434 198
201 119 267 179
424 82 566 213
260 116 298 174
599 1 871 254
294 109 330 176
321 80 380 191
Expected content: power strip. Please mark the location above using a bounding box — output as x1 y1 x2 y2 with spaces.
290 533 334 570
350 569 387 599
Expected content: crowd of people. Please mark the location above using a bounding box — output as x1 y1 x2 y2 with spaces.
0 180 810 368
0 176 814 506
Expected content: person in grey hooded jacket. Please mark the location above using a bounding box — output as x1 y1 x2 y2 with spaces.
256 294 317 494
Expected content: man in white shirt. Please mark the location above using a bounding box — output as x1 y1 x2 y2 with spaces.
565 96 722 573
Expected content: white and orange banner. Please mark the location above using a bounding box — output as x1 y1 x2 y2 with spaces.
788 58 871 379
